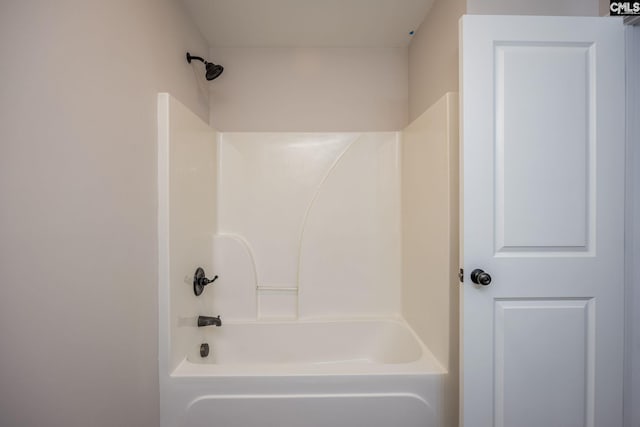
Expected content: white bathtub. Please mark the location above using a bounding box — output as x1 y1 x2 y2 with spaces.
161 319 446 427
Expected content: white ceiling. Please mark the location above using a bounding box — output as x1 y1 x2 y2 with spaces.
181 0 435 48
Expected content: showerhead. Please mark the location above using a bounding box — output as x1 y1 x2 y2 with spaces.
186 52 224 81
205 62 224 81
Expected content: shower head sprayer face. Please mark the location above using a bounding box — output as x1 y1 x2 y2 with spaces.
205 63 224 80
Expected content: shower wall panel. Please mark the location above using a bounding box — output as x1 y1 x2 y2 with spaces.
216 132 401 320
158 94 218 373
401 92 458 370
401 92 459 427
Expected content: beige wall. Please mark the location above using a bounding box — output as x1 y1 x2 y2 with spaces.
208 47 408 131
408 0 466 122
0 2 208 426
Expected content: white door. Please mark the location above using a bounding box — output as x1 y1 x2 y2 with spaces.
461 15 625 427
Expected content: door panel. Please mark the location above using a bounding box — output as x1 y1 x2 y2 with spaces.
495 43 593 253
461 15 625 427
494 298 594 427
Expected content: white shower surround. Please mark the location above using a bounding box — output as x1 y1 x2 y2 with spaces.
158 93 453 427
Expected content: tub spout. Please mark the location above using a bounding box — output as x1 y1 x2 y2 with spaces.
198 315 222 327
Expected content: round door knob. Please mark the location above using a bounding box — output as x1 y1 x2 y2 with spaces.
470 269 492 286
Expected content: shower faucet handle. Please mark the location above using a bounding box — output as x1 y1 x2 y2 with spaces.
193 267 218 296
